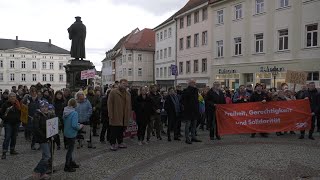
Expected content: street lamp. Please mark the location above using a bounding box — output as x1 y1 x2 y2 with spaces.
270 66 279 89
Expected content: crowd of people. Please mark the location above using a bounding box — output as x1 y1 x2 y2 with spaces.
0 79 319 179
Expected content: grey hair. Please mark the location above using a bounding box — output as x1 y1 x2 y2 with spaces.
8 92 16 97
75 91 85 100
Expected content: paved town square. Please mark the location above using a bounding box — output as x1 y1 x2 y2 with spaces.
0 129 319 180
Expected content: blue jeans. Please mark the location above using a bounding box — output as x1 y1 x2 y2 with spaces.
185 115 197 141
2 123 19 152
34 143 51 174
65 138 75 166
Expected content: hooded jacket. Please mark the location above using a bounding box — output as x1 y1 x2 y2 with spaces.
75 99 92 124
63 106 81 138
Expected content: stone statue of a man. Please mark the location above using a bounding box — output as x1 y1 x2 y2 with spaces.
68 16 86 60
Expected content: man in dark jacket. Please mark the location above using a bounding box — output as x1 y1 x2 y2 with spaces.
182 79 201 144
100 89 111 143
1 93 21 159
147 85 162 141
298 82 319 140
164 87 181 141
28 87 41 150
205 82 226 140
250 83 269 138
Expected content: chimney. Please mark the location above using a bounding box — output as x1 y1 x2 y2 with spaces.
15 36 18 45
49 39 52 46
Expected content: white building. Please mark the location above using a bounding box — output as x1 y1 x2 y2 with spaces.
154 16 176 89
0 37 70 91
209 0 320 89
114 28 155 87
175 0 212 88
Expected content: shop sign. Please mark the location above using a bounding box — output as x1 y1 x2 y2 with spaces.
219 69 237 74
260 66 285 73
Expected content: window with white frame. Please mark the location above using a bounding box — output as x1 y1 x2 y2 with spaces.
306 24 318 47
168 66 171 76
194 60 199 73
255 0 264 14
179 62 183 74
32 62 37 69
164 49 167 58
10 61 14 68
217 10 224 24
186 61 191 73
164 30 167 39
164 67 167 77
138 54 142 62
32 74 37 82
128 68 133 76
160 32 163 41
160 50 163 59
279 0 289 8
42 74 47 81
217 40 224 57
50 62 54 69
187 36 191 49
59 63 63 70
187 15 191 26
42 62 46 69
202 31 208 45
0 60 3 68
307 72 319 81
179 38 184 50
202 58 207 72
278 29 289 51
255 33 264 53
59 74 64 82
123 56 126 63
235 4 242 20
160 67 163 77
202 7 208 21
128 54 132 62
234 37 242 55
21 74 26 82
123 68 127 76
0 73 3 81
10 73 14 81
168 28 172 38
157 33 159 42
156 68 159 78
21 61 26 69
194 33 199 47
50 74 54 82
138 68 142 76
156 51 159 60
168 47 172 57
194 11 199 23
180 18 184 29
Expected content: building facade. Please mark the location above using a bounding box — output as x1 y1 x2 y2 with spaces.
0 37 70 91
101 50 115 86
176 0 212 88
114 28 155 87
210 0 320 89
154 17 176 89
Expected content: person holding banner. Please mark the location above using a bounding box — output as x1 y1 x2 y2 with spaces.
250 83 270 138
298 82 319 140
232 85 251 104
63 98 84 172
205 82 226 141
32 101 55 180
1 92 21 160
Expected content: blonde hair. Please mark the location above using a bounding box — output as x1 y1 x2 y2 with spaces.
75 91 85 100
68 98 77 108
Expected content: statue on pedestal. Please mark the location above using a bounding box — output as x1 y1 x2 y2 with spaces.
68 16 86 60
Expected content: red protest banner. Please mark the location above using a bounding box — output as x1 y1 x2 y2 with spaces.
216 100 312 135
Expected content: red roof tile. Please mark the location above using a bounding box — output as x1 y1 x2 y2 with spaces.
124 28 155 52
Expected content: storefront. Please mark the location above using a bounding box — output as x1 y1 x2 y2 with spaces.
156 80 175 90
212 59 320 90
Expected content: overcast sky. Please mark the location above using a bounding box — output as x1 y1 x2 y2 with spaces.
0 0 188 70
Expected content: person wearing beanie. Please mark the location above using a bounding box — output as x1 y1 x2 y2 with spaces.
32 101 55 179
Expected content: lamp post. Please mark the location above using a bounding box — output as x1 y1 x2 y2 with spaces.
270 66 279 89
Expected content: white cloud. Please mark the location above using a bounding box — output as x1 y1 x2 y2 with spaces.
0 0 188 71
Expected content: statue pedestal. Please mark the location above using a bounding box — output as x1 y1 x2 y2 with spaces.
64 59 95 92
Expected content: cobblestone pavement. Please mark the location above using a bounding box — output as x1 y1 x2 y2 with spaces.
0 128 320 180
